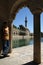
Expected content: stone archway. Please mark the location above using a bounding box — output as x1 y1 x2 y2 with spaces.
9 1 42 64
0 0 43 64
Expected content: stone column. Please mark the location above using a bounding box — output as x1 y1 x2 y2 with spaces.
34 12 41 64
0 21 3 54
8 22 12 53
0 20 6 54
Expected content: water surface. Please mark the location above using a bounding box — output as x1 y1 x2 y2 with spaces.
12 38 43 48
12 38 33 48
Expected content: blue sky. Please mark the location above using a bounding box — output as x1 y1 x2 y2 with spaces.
13 7 43 33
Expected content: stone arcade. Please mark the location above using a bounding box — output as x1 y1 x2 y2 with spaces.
0 0 43 64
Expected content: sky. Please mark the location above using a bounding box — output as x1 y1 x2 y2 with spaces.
13 7 43 33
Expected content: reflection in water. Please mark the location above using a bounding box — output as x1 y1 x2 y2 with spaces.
12 38 43 48
12 38 34 48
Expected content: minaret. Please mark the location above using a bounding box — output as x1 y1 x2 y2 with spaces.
25 17 27 28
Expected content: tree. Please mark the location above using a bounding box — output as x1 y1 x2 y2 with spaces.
13 25 18 29
19 25 26 31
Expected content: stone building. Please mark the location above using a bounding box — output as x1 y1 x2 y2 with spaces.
13 25 30 35
19 25 30 35
13 17 30 35
13 27 19 35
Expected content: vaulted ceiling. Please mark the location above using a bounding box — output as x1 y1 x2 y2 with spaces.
0 0 43 22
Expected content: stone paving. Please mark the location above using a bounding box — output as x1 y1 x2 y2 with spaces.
0 43 43 65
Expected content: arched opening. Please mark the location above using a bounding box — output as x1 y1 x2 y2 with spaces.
0 0 43 65
11 7 34 64
41 12 43 63
9 1 41 63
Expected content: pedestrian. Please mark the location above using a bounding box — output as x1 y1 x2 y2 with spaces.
2 22 10 57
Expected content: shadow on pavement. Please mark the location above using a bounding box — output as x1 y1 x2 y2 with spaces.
22 61 39 65
0 55 9 59
0 55 5 59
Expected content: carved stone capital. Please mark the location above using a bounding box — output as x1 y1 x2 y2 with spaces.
31 8 42 14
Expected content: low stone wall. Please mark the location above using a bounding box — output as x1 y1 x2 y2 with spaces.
12 35 33 40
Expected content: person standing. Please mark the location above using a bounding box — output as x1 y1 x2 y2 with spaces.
2 22 10 57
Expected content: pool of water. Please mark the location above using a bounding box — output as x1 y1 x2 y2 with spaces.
12 38 33 48
12 38 43 48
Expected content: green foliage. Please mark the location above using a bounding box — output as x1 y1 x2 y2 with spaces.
19 25 26 31
13 25 18 29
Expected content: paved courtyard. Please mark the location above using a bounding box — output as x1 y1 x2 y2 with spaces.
0 43 43 65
